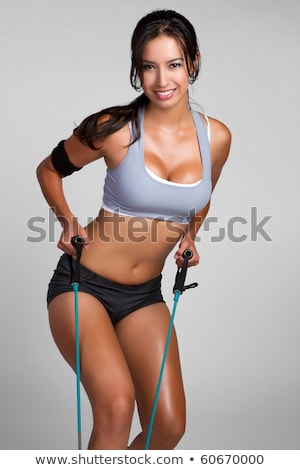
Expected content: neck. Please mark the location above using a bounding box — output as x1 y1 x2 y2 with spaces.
145 100 192 129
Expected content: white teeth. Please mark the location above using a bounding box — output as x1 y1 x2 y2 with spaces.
156 90 174 96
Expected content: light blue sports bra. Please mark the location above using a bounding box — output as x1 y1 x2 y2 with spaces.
102 106 212 224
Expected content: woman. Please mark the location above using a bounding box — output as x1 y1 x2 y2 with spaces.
37 9 231 450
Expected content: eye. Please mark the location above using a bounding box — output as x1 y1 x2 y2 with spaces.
143 63 155 70
170 62 183 69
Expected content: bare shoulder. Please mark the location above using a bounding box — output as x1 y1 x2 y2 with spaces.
64 113 131 169
209 117 231 164
207 117 232 190
62 113 111 168
98 115 131 166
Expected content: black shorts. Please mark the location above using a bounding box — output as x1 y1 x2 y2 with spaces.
47 254 165 324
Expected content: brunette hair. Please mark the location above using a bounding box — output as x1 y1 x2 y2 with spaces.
74 10 200 149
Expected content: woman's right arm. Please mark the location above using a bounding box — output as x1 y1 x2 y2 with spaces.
36 134 103 255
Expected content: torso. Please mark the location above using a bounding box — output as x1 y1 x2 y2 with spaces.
80 105 211 284
82 209 186 283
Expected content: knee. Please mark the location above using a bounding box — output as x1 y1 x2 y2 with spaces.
148 409 186 449
109 391 135 426
95 387 135 434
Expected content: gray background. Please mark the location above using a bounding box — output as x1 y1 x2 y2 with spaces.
1 0 299 450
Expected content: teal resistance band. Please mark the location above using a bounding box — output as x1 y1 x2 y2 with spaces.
144 249 198 450
70 236 84 450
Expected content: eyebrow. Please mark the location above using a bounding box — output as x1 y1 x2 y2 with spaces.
142 58 184 64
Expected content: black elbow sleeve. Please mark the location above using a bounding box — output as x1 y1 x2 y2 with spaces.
51 140 82 176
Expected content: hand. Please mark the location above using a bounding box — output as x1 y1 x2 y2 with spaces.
174 238 199 268
57 221 89 256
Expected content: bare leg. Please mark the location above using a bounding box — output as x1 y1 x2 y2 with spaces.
115 302 186 450
48 292 135 449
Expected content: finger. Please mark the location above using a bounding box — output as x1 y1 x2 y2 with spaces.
82 237 90 249
57 243 76 256
57 237 77 255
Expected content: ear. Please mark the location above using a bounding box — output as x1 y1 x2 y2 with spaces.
193 51 201 72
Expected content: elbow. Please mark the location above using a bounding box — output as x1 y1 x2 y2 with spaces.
36 162 41 178
36 155 56 184
36 162 42 183
36 160 46 184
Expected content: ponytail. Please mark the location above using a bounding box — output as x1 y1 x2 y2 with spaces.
74 93 149 150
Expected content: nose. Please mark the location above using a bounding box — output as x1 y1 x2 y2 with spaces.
156 66 169 88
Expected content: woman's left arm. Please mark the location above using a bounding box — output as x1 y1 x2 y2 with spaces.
175 118 232 266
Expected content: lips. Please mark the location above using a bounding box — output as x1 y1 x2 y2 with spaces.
155 89 176 99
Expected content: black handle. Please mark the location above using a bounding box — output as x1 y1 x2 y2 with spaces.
173 249 198 294
71 235 84 250
70 235 84 284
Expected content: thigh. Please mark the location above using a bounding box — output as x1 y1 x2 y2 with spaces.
115 302 185 427
48 292 134 406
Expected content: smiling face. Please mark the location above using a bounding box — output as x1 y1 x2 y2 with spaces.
140 34 192 109
130 11 201 95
